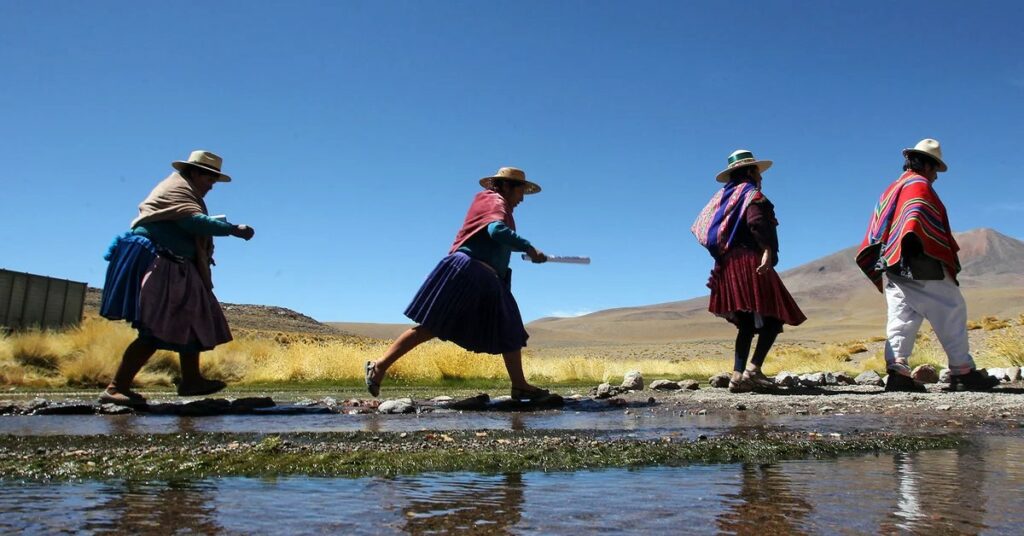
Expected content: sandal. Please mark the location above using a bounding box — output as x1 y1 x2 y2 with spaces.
743 369 775 389
365 361 381 398
511 387 550 401
728 378 753 393
99 387 147 407
177 378 227 397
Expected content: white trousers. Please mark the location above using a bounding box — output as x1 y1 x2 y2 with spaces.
883 272 975 374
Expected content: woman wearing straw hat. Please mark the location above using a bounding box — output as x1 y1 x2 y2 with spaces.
692 150 806 393
365 167 551 401
98 150 256 405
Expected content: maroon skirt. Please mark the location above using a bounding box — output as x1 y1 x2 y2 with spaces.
137 256 232 352
708 248 806 329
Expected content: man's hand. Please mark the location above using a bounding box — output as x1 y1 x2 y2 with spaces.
233 225 256 241
526 247 547 263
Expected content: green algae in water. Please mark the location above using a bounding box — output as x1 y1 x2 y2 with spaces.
0 431 963 481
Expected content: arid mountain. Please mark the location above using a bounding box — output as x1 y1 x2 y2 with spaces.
527 229 1024 346
84 288 349 336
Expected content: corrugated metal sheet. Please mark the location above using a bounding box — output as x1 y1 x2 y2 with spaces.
0 269 86 331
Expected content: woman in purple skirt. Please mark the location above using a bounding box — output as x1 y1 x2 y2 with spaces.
98 150 255 406
365 167 551 400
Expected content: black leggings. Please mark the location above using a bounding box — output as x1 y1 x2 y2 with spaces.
733 312 783 373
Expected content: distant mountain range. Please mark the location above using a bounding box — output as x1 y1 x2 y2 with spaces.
523 228 1024 346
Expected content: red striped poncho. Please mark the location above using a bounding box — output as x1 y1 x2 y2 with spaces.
855 171 960 291
449 190 515 254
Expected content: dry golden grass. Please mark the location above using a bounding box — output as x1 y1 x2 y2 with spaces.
980 316 1012 331
986 329 1024 367
841 342 869 355
2 316 1023 388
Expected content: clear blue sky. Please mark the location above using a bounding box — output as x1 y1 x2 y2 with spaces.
2 1 1022 323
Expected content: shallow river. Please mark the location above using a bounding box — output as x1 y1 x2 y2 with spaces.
1 435 1022 534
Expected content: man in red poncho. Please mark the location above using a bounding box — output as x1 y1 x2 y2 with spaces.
856 139 998 392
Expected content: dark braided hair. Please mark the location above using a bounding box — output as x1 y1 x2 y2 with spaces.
728 166 759 183
903 153 939 173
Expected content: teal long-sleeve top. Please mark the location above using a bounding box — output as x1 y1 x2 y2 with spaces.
456 221 532 279
132 214 235 260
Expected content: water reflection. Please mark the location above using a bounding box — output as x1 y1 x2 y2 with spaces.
1 437 1022 534
83 480 222 534
717 463 812 534
398 473 523 534
880 448 989 534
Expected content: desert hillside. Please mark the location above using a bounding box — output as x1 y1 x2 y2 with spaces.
526 228 1024 346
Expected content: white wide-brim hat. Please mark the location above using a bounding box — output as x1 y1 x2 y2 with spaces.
715 149 772 183
479 166 541 194
172 150 232 182
902 138 947 172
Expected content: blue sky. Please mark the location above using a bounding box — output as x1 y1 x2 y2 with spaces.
2 1 1022 323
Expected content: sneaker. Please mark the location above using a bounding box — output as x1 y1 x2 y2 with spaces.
884 370 927 393
948 369 1000 392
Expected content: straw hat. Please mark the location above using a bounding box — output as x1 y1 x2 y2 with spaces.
172 150 232 182
902 138 947 172
715 150 773 183
479 167 541 194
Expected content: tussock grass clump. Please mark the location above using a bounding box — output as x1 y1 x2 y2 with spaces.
841 342 868 355
986 330 1024 367
980 316 1011 331
9 330 68 372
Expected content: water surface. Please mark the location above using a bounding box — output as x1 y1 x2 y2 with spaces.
2 436 1021 534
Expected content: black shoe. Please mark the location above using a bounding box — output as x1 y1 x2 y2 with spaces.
948 369 1000 392
884 370 926 392
177 379 227 397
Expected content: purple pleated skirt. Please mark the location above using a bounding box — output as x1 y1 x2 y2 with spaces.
404 252 529 354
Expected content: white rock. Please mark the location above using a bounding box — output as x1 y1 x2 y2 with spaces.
855 371 884 386
911 364 940 384
1006 366 1022 383
621 371 644 390
775 371 798 387
378 398 415 414
650 380 680 391
679 379 700 390
709 373 731 388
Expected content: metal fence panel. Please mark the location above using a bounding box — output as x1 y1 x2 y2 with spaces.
0 271 11 326
0 269 86 330
63 283 86 326
22 276 48 327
